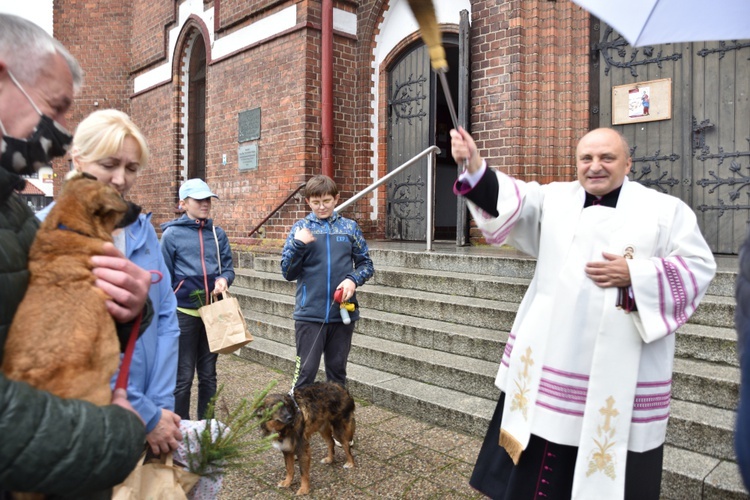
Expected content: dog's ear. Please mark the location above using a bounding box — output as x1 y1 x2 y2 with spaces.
94 188 128 232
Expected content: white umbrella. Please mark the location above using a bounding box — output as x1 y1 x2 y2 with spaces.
570 0 750 47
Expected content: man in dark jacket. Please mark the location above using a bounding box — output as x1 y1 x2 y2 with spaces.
736 234 750 490
0 14 149 497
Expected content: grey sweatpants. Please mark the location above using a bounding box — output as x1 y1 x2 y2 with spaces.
292 320 355 389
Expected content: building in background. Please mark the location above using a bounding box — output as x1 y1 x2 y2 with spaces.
15 0 747 253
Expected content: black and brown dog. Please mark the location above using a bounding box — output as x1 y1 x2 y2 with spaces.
259 381 356 496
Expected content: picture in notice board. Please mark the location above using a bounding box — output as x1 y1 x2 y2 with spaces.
612 78 671 125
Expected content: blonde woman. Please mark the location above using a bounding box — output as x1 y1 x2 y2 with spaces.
38 109 183 455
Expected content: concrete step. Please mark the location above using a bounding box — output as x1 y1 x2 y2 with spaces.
251 249 736 298
368 248 538 279
371 265 530 303
238 266 740 366
242 308 501 400
246 257 736 330
235 284 740 411
672 358 739 411
668 399 737 462
677 324 739 368
690 294 736 329
239 303 737 460
235 273 521 332
662 446 747 499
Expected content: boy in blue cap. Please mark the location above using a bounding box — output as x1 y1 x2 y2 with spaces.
161 178 235 419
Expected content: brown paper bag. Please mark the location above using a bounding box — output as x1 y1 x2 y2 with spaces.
199 291 253 354
113 452 200 500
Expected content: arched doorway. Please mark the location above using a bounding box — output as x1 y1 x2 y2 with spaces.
386 37 462 241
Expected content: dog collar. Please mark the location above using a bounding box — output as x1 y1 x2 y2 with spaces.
57 223 91 237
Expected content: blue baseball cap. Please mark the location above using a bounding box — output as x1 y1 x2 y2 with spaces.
179 178 218 200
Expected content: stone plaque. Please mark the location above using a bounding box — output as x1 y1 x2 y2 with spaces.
238 108 261 142
238 143 258 171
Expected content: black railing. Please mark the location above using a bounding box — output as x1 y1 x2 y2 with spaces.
248 183 305 238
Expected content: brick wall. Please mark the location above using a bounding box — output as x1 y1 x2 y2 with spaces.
52 0 134 193
52 0 593 247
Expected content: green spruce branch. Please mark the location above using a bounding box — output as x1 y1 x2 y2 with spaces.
184 381 282 478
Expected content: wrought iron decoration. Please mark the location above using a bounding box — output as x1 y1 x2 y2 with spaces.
697 40 750 59
628 146 680 193
389 74 428 125
387 174 425 223
595 27 682 77
696 138 750 216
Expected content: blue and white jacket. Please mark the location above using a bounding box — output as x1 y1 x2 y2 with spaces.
281 210 374 323
160 215 235 310
38 205 180 433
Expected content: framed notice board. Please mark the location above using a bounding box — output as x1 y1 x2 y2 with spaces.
612 78 671 125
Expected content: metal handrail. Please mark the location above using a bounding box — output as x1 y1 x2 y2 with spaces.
338 145 440 252
248 183 306 238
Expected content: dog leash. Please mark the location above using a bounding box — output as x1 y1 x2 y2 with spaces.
114 312 142 391
287 299 339 410
114 270 163 391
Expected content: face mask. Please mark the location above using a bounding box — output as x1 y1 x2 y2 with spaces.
0 72 73 175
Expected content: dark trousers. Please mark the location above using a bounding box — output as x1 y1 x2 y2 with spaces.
292 320 355 389
174 311 218 420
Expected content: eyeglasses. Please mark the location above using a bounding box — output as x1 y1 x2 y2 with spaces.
307 198 336 208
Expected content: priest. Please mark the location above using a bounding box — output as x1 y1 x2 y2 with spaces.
450 127 716 500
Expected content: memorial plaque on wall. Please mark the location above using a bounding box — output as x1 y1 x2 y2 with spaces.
612 78 671 125
238 108 261 142
238 143 258 171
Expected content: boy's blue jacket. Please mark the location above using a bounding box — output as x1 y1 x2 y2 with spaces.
160 215 235 309
38 205 180 433
281 210 374 323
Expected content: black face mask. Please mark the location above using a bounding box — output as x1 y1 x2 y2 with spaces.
0 72 73 176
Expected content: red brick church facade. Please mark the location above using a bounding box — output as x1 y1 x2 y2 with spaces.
51 0 591 248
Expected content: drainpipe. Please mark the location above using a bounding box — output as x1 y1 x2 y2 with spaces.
321 0 334 177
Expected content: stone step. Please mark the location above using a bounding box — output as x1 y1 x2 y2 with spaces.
367 248 538 279
370 265 530 303
237 268 740 367
235 285 740 411
235 276 521 332
253 251 736 298
238 295 738 454
242 308 501 400
668 399 736 462
235 336 745 498
662 446 747 499
244 260 736 330
672 358 739 411
246 301 506 363
677 323 739 368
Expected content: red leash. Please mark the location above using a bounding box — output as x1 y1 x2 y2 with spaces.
114 312 142 391
114 270 162 391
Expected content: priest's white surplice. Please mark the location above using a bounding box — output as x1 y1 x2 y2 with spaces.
466 172 716 499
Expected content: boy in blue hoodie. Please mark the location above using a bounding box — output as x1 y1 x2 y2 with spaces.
281 175 374 391
161 179 235 420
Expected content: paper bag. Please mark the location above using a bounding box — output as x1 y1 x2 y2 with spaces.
199 291 253 354
113 452 200 500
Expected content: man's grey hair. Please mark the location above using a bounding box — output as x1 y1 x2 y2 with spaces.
0 13 83 92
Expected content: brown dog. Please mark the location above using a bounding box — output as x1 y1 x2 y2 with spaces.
259 382 356 496
2 173 128 406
